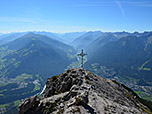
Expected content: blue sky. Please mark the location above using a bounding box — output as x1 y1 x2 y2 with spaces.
0 0 152 33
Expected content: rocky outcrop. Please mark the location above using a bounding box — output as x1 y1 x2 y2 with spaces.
18 68 152 114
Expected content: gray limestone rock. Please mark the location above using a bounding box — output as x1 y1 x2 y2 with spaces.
18 68 152 114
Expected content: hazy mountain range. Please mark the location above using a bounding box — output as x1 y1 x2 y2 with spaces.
0 31 86 45
0 30 152 113
86 32 152 82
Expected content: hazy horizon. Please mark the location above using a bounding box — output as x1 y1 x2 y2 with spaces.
0 30 152 34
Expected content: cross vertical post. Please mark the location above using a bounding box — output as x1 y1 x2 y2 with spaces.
77 49 87 69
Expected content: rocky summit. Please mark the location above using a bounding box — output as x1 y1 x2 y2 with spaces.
18 68 152 114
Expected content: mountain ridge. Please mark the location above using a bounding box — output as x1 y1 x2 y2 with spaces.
87 33 152 79
0 34 74 111
0 39 71 79
1 32 74 51
71 31 103 50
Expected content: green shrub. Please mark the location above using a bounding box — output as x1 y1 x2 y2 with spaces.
51 75 59 81
57 108 64 114
75 97 82 105
72 107 80 113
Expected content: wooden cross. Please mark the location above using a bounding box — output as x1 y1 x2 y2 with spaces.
77 49 87 69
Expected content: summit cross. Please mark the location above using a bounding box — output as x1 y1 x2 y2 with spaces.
77 49 87 69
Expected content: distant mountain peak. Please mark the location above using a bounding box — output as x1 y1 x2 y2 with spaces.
27 32 35 35
18 68 151 114
23 32 42 38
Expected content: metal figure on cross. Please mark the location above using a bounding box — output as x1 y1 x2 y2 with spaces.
77 49 87 69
